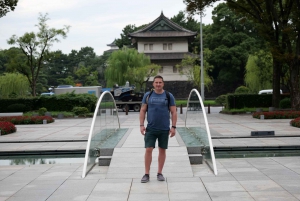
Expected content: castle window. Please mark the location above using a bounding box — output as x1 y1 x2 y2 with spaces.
173 66 177 73
144 44 148 50
168 43 172 50
163 43 167 50
159 66 163 73
149 44 153 50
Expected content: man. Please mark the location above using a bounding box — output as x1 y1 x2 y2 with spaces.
139 75 177 183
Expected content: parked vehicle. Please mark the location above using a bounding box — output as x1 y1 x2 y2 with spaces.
258 89 282 94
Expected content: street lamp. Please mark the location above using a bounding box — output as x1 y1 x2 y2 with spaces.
200 13 204 101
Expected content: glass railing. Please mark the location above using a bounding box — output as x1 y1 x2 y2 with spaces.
184 89 218 175
82 91 120 178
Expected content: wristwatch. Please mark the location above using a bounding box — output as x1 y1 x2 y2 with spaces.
172 126 176 129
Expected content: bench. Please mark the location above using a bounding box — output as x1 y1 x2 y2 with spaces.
0 112 23 117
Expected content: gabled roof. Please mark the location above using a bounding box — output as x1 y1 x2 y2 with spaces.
107 39 117 46
129 12 197 38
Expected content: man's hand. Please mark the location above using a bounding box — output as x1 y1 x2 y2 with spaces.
169 128 176 137
140 125 146 135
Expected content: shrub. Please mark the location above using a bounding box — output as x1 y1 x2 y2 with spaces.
290 117 300 128
235 86 250 94
279 98 291 109
7 104 27 112
252 111 300 119
72 107 89 116
0 121 17 135
215 95 227 106
38 107 47 116
0 116 54 124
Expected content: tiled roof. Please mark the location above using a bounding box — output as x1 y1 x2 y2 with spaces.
129 12 197 38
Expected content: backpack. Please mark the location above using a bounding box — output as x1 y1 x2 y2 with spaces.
146 90 171 111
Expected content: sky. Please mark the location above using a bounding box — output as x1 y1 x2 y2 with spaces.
0 0 219 56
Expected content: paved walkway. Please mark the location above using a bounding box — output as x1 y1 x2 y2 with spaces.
0 108 300 200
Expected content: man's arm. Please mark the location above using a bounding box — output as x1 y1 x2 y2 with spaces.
139 103 147 135
169 105 177 137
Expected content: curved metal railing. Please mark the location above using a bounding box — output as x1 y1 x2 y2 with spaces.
82 91 120 178
185 89 218 175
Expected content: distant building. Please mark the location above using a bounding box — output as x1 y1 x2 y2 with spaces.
104 39 119 53
128 12 197 82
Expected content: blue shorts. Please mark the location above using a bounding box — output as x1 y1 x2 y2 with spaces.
144 127 170 149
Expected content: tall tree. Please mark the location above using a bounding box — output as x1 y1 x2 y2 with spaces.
204 3 262 87
244 50 273 93
7 13 70 96
184 0 300 109
0 0 18 18
105 47 160 90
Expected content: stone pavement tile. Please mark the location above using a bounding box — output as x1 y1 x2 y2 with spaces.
200 176 236 182
277 179 300 196
46 191 89 201
203 180 246 192
93 179 132 193
233 175 270 181
209 191 254 201
130 181 168 194
239 180 285 192
6 196 50 201
12 189 55 198
56 179 98 191
248 191 299 201
87 192 128 201
0 197 9 201
128 193 169 201
169 192 211 201
219 159 253 168
35 171 73 180
167 180 207 193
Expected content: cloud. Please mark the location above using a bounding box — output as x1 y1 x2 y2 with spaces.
0 0 218 55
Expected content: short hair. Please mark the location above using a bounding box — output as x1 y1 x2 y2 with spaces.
153 75 164 82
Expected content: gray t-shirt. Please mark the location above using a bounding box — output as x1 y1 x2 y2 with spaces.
142 91 176 130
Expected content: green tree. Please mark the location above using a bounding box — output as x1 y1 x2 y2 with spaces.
105 47 160 90
171 11 201 53
184 0 300 109
245 50 273 93
0 0 18 18
176 49 213 90
7 13 70 96
203 3 262 87
0 73 29 98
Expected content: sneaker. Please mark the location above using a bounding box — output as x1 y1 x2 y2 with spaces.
157 173 165 181
141 174 149 183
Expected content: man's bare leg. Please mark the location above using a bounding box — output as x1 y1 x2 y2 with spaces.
145 147 153 174
158 147 166 174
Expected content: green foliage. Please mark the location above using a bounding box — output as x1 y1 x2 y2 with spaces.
215 95 227 106
244 50 273 93
279 98 291 109
38 107 47 116
235 86 250 94
176 52 213 90
72 107 89 116
0 73 30 98
105 47 157 89
7 104 26 112
0 0 18 18
7 13 70 96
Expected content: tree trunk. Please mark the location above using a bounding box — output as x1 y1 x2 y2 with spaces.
272 60 281 108
289 62 300 110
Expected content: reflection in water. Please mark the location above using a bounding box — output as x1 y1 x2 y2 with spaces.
0 154 84 166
